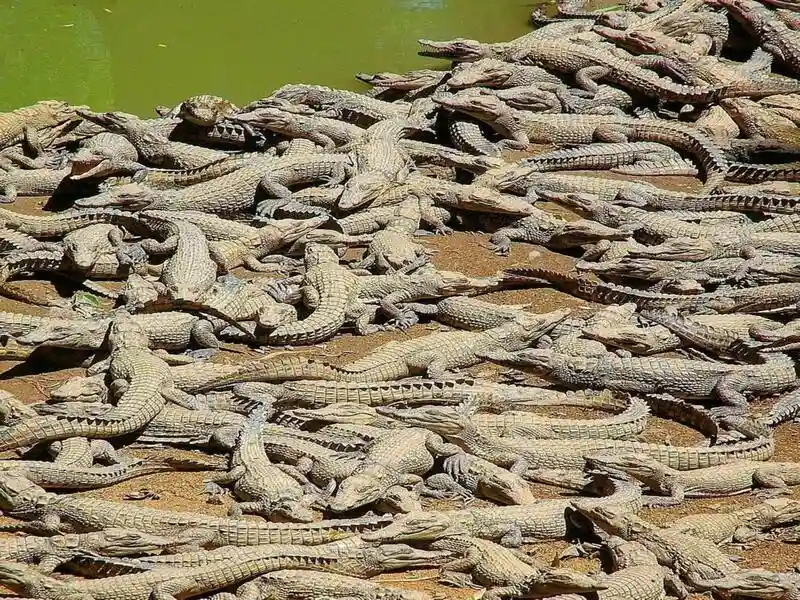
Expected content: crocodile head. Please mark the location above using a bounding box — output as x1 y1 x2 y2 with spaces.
628 237 717 261
691 570 790 598
339 171 394 211
478 466 537 505
365 542 451 571
89 528 176 557
16 319 110 350
75 183 161 210
525 568 608 596
582 324 673 354
477 347 557 374
449 59 516 88
178 94 238 126
375 405 469 438
432 90 511 122
63 224 119 270
0 561 57 595
107 313 150 350
263 216 332 245
76 109 140 133
570 501 650 538
49 375 108 403
761 499 800 526
414 269 496 297
329 473 386 512
304 242 341 268
362 511 464 542
461 186 536 216
417 38 490 61
484 309 572 350
256 303 298 330
0 473 49 512
232 107 293 128
584 453 671 484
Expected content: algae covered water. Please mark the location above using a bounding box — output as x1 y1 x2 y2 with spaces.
1 0 534 115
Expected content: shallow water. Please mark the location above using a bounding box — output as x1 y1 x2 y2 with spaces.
1 0 535 115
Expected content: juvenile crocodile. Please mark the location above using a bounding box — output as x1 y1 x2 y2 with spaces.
0 538 447 600
363 475 641 546
718 0 800 74
339 118 415 210
480 347 795 412
502 265 800 314
571 503 746 591
589 453 800 504
268 243 363 345
77 109 228 169
430 535 604 600
245 570 432 600
0 473 392 546
0 528 173 572
434 92 729 190
424 452 537 505
383 402 774 470
334 310 569 381
330 427 460 512
0 454 223 490
141 218 217 302
0 100 77 150
0 167 71 201
0 315 180 451
207 405 319 522
665 499 800 543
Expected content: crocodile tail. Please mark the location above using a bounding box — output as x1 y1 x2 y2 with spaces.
719 81 800 100
152 454 229 472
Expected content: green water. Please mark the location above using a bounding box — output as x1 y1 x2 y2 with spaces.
1 0 535 116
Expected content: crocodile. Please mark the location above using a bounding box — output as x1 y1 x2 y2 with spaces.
244 570 432 600
277 378 603 409
420 37 800 103
0 528 174 573
479 347 796 412
0 537 448 600
333 310 570 381
589 453 800 504
571 503 754 591
520 142 695 176
717 0 800 74
502 265 800 314
430 535 604 600
339 118 416 210
0 100 77 151
0 454 223 490
206 405 320 522
0 314 182 452
363 475 641 546
233 107 364 149
330 427 460 512
140 218 217 302
665 498 800 543
0 473 392 546
0 167 71 202
424 452 537 505
355 197 429 273
382 401 774 470
434 92 729 190
488 210 628 255
0 206 146 239
76 109 228 169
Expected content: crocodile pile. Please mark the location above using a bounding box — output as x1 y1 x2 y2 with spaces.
3 0 800 598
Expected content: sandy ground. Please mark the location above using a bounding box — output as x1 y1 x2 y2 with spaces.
0 175 798 600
